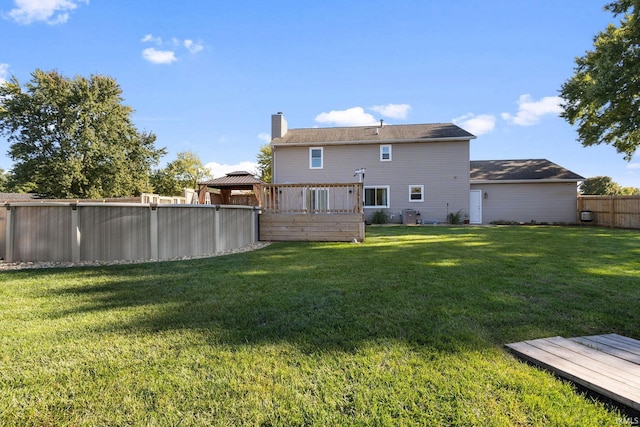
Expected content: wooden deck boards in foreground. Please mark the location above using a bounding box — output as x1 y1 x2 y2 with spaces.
505 334 640 411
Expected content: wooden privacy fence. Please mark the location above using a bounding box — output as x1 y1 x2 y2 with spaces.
1 202 258 263
578 195 640 229
259 183 365 242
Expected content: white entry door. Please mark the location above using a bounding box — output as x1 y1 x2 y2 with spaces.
469 190 482 224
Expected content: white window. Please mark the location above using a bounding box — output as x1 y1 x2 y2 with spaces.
409 185 424 202
364 186 390 208
380 145 392 161
309 147 323 169
307 188 329 212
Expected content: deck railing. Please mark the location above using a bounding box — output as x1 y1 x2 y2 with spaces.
259 183 363 214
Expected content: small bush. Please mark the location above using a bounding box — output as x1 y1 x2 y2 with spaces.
447 209 463 224
371 210 388 224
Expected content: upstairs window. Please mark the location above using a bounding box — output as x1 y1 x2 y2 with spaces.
309 147 323 169
380 145 392 161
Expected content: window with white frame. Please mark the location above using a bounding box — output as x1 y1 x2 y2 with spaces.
309 147 323 169
364 186 390 208
409 185 424 202
380 145 392 161
307 188 329 212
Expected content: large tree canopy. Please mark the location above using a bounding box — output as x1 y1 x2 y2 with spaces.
560 0 640 160
0 69 165 198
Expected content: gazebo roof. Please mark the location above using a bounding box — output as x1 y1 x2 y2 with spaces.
199 171 264 190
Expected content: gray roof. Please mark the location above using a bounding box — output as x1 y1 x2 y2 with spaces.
471 159 584 182
0 192 39 202
199 171 264 189
273 123 476 145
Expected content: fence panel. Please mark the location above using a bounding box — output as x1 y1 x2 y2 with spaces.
219 207 253 251
157 206 216 259
12 205 72 262
578 196 640 229
79 205 151 261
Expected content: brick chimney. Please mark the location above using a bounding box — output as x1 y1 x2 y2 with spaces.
271 112 288 139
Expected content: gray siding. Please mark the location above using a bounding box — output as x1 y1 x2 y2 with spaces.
471 182 579 224
273 140 470 224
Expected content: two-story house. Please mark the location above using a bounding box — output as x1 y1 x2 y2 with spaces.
270 113 584 225
271 112 477 224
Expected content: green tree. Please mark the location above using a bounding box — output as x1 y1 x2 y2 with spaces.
0 69 165 198
560 0 640 160
620 186 640 195
256 144 272 183
150 151 211 196
0 168 7 192
579 176 623 195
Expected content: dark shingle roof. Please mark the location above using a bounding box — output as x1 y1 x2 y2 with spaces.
272 123 476 145
0 193 39 202
470 159 584 181
199 171 264 188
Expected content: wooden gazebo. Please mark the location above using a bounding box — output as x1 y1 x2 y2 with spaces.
197 171 265 205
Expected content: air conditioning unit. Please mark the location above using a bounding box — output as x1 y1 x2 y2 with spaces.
402 209 417 225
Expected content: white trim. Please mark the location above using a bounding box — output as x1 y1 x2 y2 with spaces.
309 147 323 169
380 144 392 162
408 184 424 202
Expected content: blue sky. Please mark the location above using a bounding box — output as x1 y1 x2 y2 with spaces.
1 0 639 187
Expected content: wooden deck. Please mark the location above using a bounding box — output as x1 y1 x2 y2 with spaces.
505 334 640 411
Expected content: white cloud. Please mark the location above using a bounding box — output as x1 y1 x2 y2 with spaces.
140 35 204 64
7 0 88 25
628 163 640 170
0 63 9 85
141 34 162 45
258 133 271 143
184 39 204 54
315 107 378 126
142 48 177 65
452 113 496 135
369 103 411 120
204 161 259 179
502 94 563 126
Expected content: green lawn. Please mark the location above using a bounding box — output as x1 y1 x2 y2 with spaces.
1 226 639 426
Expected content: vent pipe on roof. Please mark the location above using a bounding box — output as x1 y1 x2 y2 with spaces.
379 119 384 127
